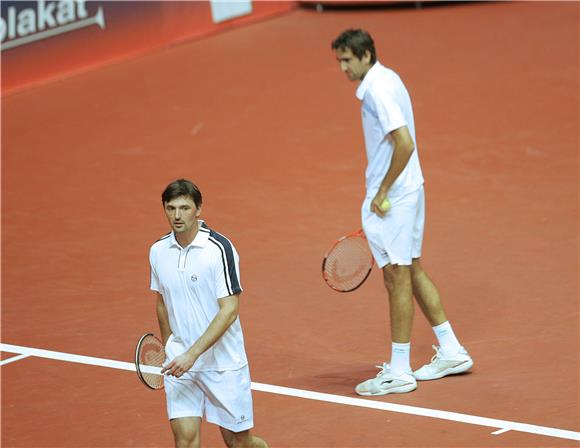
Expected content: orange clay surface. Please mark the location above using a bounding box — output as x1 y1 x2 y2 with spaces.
1 2 578 447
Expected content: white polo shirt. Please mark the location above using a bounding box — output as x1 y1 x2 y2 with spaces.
356 62 424 199
149 221 248 372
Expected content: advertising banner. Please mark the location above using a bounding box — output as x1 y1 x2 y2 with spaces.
1 1 294 94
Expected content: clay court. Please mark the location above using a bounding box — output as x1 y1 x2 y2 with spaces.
1 1 579 447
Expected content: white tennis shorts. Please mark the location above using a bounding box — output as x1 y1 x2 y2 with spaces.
361 186 425 267
163 338 254 432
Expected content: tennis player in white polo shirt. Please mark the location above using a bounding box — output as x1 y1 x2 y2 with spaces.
149 179 268 447
331 29 473 396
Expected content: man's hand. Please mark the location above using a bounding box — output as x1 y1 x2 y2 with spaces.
371 190 389 217
161 351 198 378
371 126 415 216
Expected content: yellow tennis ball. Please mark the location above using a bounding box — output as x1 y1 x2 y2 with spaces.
380 198 391 212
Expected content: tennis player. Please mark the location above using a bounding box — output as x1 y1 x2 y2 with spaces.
149 179 268 447
331 29 474 395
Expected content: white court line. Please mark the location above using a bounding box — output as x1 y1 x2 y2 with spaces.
492 428 512 435
1 342 579 442
0 353 30 366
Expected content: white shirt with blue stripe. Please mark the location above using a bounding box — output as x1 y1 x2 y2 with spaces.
149 221 248 372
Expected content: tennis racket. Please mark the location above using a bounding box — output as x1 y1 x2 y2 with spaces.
135 333 165 390
322 229 375 292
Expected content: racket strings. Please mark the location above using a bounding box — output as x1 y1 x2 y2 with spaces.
137 335 165 389
323 235 373 292
141 342 165 366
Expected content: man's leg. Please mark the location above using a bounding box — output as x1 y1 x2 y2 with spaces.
410 258 474 380
220 427 268 448
410 258 447 327
170 417 202 448
383 264 415 375
354 263 417 396
383 263 414 343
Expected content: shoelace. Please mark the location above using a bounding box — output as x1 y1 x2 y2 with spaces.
430 345 442 363
374 362 390 377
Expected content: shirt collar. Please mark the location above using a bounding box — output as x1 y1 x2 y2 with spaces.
169 220 210 249
356 61 381 101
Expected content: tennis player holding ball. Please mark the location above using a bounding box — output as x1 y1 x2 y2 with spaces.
149 179 268 447
332 29 473 396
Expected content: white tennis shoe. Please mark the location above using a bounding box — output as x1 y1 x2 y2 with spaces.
413 345 474 381
355 363 417 396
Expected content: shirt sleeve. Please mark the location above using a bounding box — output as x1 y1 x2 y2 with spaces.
149 248 161 293
214 241 243 299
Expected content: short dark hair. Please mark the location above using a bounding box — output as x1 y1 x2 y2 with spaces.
161 179 202 208
331 28 377 64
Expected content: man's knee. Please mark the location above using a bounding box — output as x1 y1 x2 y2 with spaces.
410 257 423 276
382 263 411 291
226 431 268 448
220 427 235 448
171 418 201 448
221 428 250 448
174 436 199 448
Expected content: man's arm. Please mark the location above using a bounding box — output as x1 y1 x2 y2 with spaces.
155 292 172 345
161 294 240 377
371 125 415 217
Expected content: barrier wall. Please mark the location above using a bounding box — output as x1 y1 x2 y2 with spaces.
0 1 295 95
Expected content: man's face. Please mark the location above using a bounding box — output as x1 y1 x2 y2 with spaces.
163 195 201 235
335 47 372 81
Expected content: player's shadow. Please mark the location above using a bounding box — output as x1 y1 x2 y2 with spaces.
293 362 380 394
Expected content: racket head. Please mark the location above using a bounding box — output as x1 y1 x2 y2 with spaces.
322 230 374 293
135 333 165 390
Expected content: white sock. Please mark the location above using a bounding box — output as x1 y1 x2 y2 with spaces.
390 342 411 374
433 321 461 355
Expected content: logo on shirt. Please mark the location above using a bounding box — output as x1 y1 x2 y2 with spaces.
190 273 198 282
236 415 247 424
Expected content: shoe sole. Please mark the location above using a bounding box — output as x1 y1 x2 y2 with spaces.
414 359 474 381
355 383 417 396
